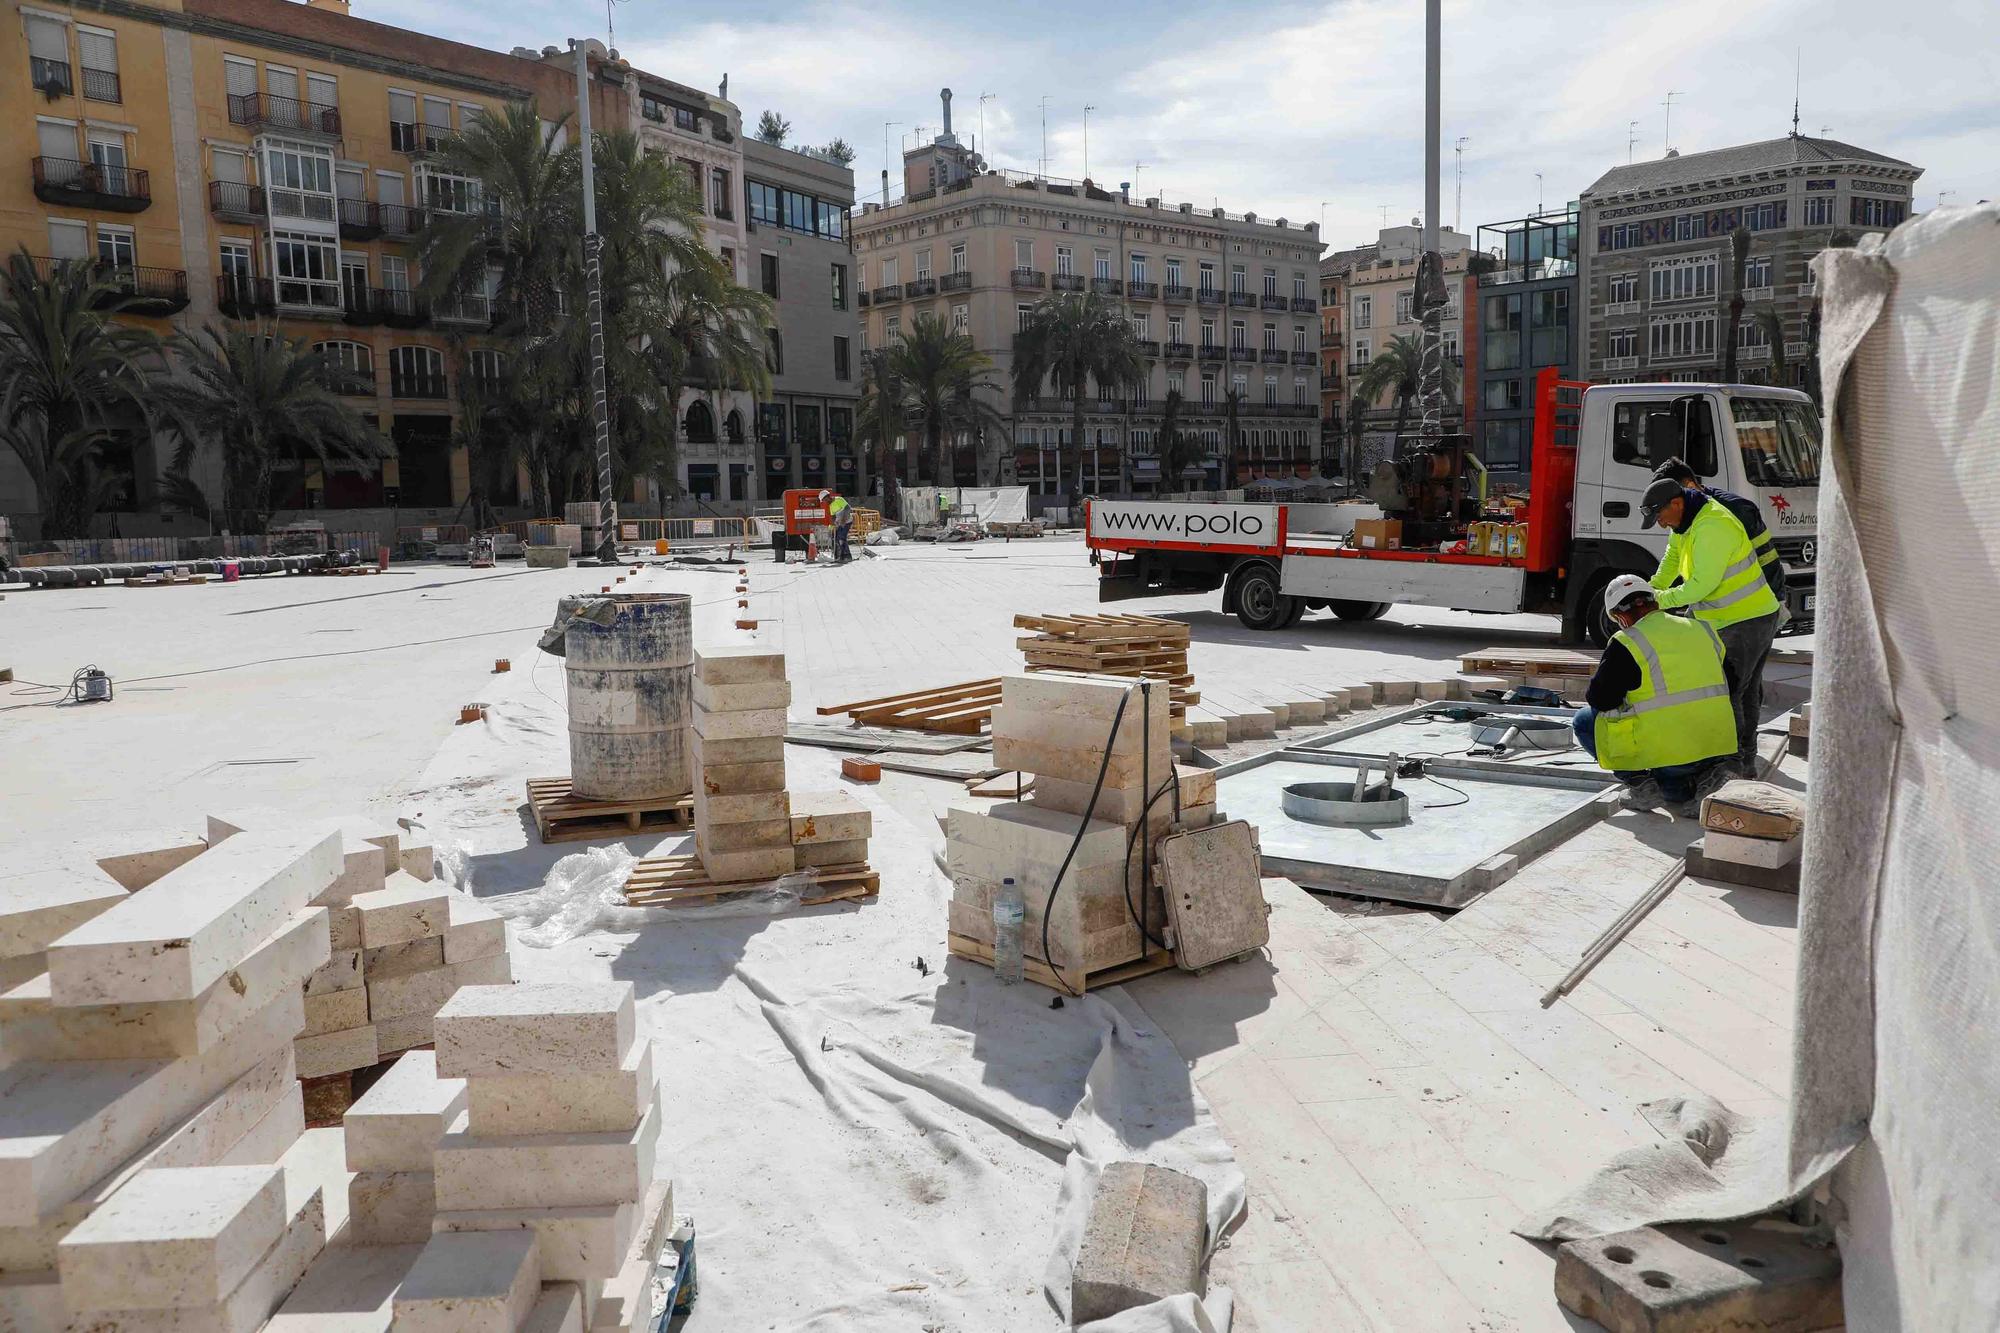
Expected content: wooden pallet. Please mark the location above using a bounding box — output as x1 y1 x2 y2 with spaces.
314 565 383 577
947 931 1174 995
526 777 695 844
1015 612 1196 736
624 855 879 908
122 575 209 587
1457 646 1599 677
816 677 1004 734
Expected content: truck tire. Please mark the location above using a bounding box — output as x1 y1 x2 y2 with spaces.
1231 563 1295 631
1279 598 1308 628
1329 599 1391 622
1579 573 1620 648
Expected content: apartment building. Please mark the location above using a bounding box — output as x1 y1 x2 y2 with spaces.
1577 134 1919 388
1470 206 1577 485
851 95 1322 493
1321 223 1470 469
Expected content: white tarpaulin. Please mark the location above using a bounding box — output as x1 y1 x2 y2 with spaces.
901 486 1032 528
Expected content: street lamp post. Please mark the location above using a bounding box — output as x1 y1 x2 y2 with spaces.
572 40 616 564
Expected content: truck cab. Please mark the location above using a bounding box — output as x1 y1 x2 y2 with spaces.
1565 381 1820 643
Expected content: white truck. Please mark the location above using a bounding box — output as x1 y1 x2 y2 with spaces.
1087 370 1822 644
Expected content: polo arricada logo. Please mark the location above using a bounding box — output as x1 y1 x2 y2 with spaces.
1769 493 1792 514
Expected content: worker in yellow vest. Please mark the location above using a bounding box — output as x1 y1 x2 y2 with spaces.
1640 477 1783 776
820 488 853 563
1573 575 1738 814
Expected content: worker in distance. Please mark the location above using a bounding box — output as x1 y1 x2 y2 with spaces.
1638 474 1784 777
819 488 854 563
1574 575 1739 815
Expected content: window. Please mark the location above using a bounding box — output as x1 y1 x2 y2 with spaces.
1353 294 1372 328
1743 256 1773 291
952 303 969 335
1132 314 1150 339
1648 313 1717 361
388 90 418 151
76 26 118 104
1014 238 1034 269
1804 196 1834 227
1261 322 1277 351
1094 249 1111 280
266 65 299 104
1649 255 1717 303
1482 419 1525 469
1484 378 1523 412
1198 261 1216 292
1230 320 1246 350
1130 253 1148 284
1055 246 1074 276
1395 292 1413 324
87 133 129 196
1742 202 1784 231
710 168 731 219
1607 329 1638 360
759 253 779 298
1294 379 1310 406
262 140 336 222
1730 396 1822 488
885 315 900 340
380 254 409 293
1166 258 1182 287
915 248 932 280
307 73 338 111
46 219 88 262
1607 272 1640 306
218 239 253 281
880 257 897 287
767 327 783 374
96 224 134 271
1612 397 1719 475
831 263 847 310
26 13 71 95
782 188 813 234
833 335 850 380
317 340 373 391
417 166 481 215
748 181 780 227
1167 370 1184 396
1851 197 1905 229
1292 325 1307 354
389 346 445 397
1483 294 1521 372
1738 316 1771 349
1263 377 1278 406
1353 338 1371 365
793 404 821 447
421 96 451 150
949 243 966 274
1199 318 1216 348
270 229 340 309
1262 268 1277 298
1530 288 1569 366
1200 373 1216 405
815 200 843 240
468 348 505 393
341 256 367 308
1229 264 1246 294
1016 303 1033 331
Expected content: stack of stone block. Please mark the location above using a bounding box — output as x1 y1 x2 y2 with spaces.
210 810 510 1082
947 674 1209 980
0 827 343 1330
341 1049 466 1246
407 980 674 1332
788 790 874 869
690 645 796 883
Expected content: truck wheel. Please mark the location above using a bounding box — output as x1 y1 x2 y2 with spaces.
1580 575 1620 648
1279 598 1308 628
1329 599 1391 622
1231 564 1295 631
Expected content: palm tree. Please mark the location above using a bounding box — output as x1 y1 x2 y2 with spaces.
1222 387 1246 490
0 250 166 538
1351 335 1459 454
756 111 790 145
1750 307 1788 386
1722 225 1752 381
880 314 1006 488
1157 388 1205 492
855 348 906 517
1011 291 1143 503
156 324 381 532
1345 391 1370 490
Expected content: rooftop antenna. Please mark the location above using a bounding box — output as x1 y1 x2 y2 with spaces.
1134 160 1146 194
881 120 901 201
1627 120 1640 163
1820 124 1833 136
1662 90 1678 153
1454 136 1468 231
1791 49 1802 136
1083 104 1096 179
1378 203 1389 227
1038 96 1051 177
1320 200 1333 232
978 92 995 151
1535 171 1544 217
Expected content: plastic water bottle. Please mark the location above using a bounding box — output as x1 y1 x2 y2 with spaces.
993 877 1025 985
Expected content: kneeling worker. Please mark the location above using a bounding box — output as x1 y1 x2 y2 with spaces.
820 488 854 562
1573 575 1738 813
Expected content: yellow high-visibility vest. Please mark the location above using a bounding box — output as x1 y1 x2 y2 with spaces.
1651 500 1782 628
1593 610 1738 770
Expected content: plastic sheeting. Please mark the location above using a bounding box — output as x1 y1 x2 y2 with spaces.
900 486 1032 528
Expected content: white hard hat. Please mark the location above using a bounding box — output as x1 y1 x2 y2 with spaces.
818 489 831 500
1603 574 1654 617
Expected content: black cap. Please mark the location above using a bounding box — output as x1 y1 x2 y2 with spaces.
1651 456 1696 484
1640 477 1685 529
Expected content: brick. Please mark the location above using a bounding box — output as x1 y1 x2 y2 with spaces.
1555 1222 1841 1333
690 677 791 712
433 1200 637 1282
787 791 871 844
520 1281 585 1333
840 757 881 782
695 845 797 883
265 1240 423 1331
443 895 505 964
433 1099 660 1212
89 827 209 892
48 828 341 1006
691 705 786 741
350 874 449 948
345 1171 436 1246
466 1041 652 1137
693 644 785 684
687 732 785 766
393 1229 541 1332
304 987 369 1040
588 1181 674 1333
0 867 126 959
795 839 869 869
58 1165 285 1311
343 1051 467 1175
434 982 634 1079
361 935 444 980
690 788 791 825
295 1024 378 1080
692 760 788 796
1071 1162 1207 1325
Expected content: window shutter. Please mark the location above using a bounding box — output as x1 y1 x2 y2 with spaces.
224 59 257 99
26 16 67 63
307 73 337 108
76 28 116 73
47 220 89 261
376 173 405 207
212 149 247 184
266 67 298 101
423 97 450 130
336 166 363 200
388 91 416 124
37 121 75 161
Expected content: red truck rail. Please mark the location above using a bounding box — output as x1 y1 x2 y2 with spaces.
1525 366 1588 573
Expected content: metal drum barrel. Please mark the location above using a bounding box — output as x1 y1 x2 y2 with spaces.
561 593 693 801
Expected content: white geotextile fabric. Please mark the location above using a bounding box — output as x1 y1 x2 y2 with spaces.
408 645 1245 1331
1517 207 2000 1326
900 486 1033 527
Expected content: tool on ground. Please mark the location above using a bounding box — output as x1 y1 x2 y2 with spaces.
1541 859 1687 1008
68 665 113 704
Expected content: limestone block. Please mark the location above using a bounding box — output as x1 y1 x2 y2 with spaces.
1366 679 1417 703
691 705 787 741
0 992 302 1228
0 950 45 992
345 1171 435 1246
997 673 1172 741
304 988 369 1039
787 791 871 844
397 834 435 884
327 904 362 953
442 896 505 965
991 736 1165 787
432 1099 660 1212
208 816 390 907
344 1051 467 1175
58 1164 285 1311
0 1269 62 1331
519 1281 585 1333
219 1087 306 1167
694 818 793 852
48 828 341 1007
687 732 785 766
690 788 791 825
392 1230 541 1333
365 961 458 1023
695 845 797 883
948 802 1131 866
588 1181 673 1333
1705 829 1804 869
946 839 1129 897
691 760 787 796
295 1024 377 1081
1031 769 1210 823
265 1240 423 1332
6 910 327 1062
433 982 634 1079
693 644 785 684
1070 1162 1208 1325
360 935 444 980
1459 674 1511 696
104 1183 327 1333
794 839 870 869
432 1199 636 1282
0 866 127 958
306 950 364 997
947 893 1153 972
465 1042 652 1137
1555 1222 1841 1333
89 827 209 892
374 1013 435 1058
274 1125 352 1250
349 875 449 949
690 677 791 712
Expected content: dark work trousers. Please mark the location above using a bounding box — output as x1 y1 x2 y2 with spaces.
1717 610 1781 772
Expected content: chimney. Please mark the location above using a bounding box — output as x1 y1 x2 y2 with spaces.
939 88 953 139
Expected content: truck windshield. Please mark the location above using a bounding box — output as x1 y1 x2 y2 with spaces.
1730 397 1822 488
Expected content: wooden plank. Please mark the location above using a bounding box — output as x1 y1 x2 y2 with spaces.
816 677 1005 716
947 930 1172 995
624 854 879 908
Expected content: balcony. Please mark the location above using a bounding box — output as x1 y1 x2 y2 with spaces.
1010 268 1046 291
377 203 425 240
857 291 870 308
1290 297 1317 313
30 258 188 315
208 180 266 224
1163 284 1194 304
1292 350 1315 366
337 197 381 241
216 275 277 319
81 65 120 104
433 291 492 326
940 271 972 293
341 286 383 327
1198 345 1227 362
1602 355 1640 371
1603 300 1642 317
1197 287 1224 306
376 288 428 329
390 373 448 400
903 277 937 298
1739 345 1772 364
1229 347 1256 362
1741 285 1774 303
1128 280 1159 300
29 55 71 96
1136 340 1160 357
1260 294 1287 311
1323 334 1343 351
870 285 902 304
1090 277 1123 296
1243 403 1318 419
1348 361 1373 375
228 92 342 140
1260 349 1288 365
33 158 150 213
1165 341 1194 360
1051 273 1085 293
1228 292 1257 308
1784 341 1809 358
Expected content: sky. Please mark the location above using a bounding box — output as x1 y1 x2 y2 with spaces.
407 0 1997 252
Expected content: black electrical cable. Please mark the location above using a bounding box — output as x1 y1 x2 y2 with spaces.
1040 691 1128 996
1122 773 1181 952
